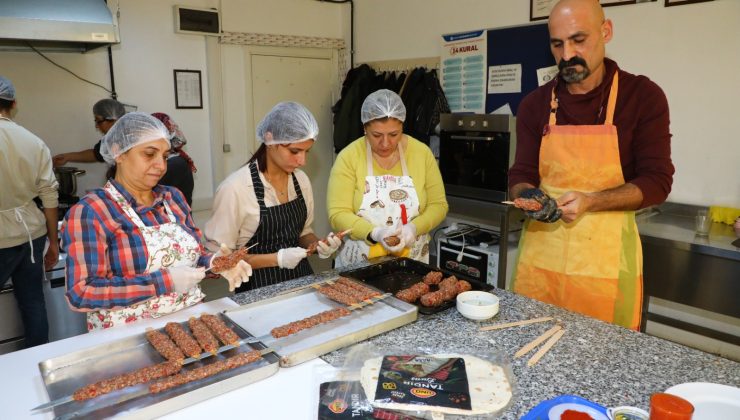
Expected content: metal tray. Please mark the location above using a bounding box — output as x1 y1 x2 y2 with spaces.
339 258 494 315
224 278 418 367
38 313 279 419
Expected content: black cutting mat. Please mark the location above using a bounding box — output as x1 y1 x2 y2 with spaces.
339 258 493 315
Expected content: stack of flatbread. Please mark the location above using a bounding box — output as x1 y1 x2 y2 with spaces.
360 353 513 417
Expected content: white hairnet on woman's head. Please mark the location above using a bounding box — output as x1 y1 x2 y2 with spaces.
99 112 171 164
0 76 16 101
256 102 319 145
361 89 406 124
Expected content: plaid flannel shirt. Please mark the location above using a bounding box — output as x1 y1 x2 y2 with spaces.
61 180 212 311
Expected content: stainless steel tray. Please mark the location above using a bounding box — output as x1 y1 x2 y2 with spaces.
38 314 279 419
224 277 418 367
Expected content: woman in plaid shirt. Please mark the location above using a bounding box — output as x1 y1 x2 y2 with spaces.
61 113 250 331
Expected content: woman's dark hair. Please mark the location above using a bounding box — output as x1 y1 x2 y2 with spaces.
106 165 117 179
0 98 13 111
246 143 268 172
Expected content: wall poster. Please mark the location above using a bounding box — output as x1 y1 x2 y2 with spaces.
440 30 487 114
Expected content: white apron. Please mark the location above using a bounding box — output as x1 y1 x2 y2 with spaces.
87 182 205 331
335 139 430 267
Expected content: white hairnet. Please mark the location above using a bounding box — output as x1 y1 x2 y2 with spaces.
361 89 406 124
93 99 126 120
99 112 171 164
256 102 319 145
0 76 16 101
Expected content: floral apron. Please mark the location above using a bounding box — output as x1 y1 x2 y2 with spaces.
87 182 205 331
511 73 643 330
335 139 429 267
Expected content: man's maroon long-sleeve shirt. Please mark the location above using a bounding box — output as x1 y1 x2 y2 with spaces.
508 58 674 208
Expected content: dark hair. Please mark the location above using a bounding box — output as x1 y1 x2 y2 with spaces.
246 143 268 172
0 98 13 112
106 165 117 179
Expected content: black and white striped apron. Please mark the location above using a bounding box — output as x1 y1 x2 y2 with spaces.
239 161 312 291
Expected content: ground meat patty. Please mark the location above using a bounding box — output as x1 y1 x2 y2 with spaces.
422 271 443 285
336 277 381 299
383 236 401 246
149 350 262 394
395 282 430 303
146 329 185 362
165 322 203 359
419 291 445 307
73 360 181 401
456 280 472 294
317 284 361 306
210 247 249 274
200 314 240 346
438 275 459 290
513 197 543 212
270 307 351 338
188 317 220 355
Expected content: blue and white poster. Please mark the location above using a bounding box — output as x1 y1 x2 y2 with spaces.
440 30 487 114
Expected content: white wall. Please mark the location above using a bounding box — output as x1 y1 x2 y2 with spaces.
1 0 218 209
353 0 740 207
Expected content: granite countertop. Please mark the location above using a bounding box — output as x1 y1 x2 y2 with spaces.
231 262 740 419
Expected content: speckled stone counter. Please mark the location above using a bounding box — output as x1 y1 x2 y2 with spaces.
231 261 740 419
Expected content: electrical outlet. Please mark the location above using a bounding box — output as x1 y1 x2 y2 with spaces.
222 144 231 153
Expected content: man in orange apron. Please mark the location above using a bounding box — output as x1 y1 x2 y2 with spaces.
509 0 674 330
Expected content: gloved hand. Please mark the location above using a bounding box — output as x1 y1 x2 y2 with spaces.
277 247 308 269
399 223 417 248
519 188 562 223
210 244 252 292
316 233 342 259
168 266 206 294
370 225 404 253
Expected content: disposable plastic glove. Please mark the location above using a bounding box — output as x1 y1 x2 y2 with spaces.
316 233 342 259
277 247 308 269
168 266 206 294
399 223 417 248
520 188 562 223
370 225 404 253
210 244 252 292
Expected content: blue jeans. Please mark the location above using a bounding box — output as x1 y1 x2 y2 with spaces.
0 236 49 348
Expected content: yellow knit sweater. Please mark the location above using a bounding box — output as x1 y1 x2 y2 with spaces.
327 135 448 243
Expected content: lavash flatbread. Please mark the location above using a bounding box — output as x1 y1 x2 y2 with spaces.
360 353 512 416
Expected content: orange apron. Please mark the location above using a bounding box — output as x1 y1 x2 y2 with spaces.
512 73 643 330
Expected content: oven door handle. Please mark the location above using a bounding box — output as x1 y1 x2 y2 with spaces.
449 135 496 141
440 246 482 260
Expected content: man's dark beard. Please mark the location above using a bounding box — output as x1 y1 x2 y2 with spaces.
558 57 590 83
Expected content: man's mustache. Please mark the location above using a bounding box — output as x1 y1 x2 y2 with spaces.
558 57 588 70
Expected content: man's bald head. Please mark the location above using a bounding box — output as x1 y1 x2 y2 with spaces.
548 0 612 90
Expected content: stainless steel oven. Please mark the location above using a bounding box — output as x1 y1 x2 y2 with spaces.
438 113 516 203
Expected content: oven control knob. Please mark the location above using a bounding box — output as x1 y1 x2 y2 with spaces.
483 120 489 128
457 120 463 127
470 120 476 127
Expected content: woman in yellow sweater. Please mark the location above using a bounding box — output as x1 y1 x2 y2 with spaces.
328 89 448 266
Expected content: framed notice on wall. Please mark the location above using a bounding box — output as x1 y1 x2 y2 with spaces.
174 69 203 109
665 0 713 6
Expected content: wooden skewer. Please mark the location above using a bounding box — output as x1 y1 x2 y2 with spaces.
527 329 565 367
514 325 562 358
479 316 553 331
501 200 515 205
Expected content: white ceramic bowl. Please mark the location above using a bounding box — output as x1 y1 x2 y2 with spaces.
456 291 499 320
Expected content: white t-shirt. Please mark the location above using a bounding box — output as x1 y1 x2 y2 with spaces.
204 163 314 251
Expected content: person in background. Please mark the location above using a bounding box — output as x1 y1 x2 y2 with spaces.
52 98 126 167
204 102 342 291
327 89 448 267
508 0 674 330
61 113 250 331
0 76 58 347
151 112 196 206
